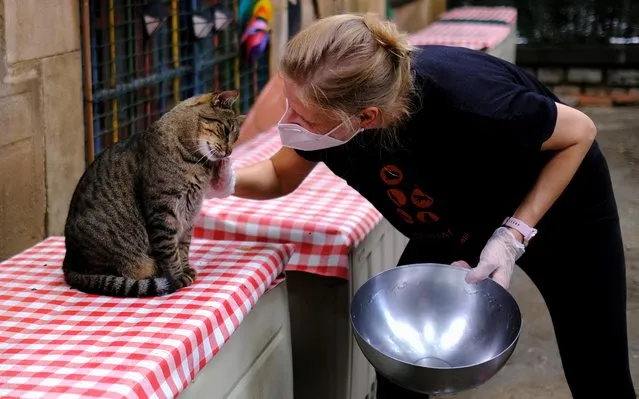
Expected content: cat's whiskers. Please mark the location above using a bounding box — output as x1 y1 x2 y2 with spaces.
194 148 216 166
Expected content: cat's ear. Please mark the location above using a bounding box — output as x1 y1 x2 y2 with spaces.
186 93 214 107
214 90 239 108
236 114 247 126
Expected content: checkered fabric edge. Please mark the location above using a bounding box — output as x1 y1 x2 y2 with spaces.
0 237 294 399
408 21 512 50
194 127 383 280
439 6 518 25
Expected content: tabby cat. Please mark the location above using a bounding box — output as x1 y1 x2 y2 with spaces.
63 90 245 297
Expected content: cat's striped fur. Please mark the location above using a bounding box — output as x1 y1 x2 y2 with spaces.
63 90 245 297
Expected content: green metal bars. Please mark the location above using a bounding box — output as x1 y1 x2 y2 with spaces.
82 0 269 161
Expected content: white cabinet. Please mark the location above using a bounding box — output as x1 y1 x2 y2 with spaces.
180 282 294 399
287 218 409 399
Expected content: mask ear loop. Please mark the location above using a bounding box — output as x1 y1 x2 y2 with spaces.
278 99 293 125
325 113 365 140
323 119 364 146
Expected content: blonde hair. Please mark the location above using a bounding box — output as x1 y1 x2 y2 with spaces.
280 13 416 129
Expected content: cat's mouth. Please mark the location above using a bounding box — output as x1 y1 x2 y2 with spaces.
200 141 227 161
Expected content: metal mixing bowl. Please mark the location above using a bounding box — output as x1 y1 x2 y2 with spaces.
350 263 522 395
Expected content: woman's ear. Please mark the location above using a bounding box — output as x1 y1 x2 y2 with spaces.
359 107 381 129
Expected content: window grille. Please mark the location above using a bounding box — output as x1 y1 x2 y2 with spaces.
82 0 270 162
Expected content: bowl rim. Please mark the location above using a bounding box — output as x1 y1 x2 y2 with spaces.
350 262 523 371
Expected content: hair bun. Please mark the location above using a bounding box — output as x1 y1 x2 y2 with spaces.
362 13 412 60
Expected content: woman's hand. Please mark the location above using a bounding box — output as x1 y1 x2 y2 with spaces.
455 227 525 289
205 158 236 199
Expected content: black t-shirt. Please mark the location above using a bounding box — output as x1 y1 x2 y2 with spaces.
295 45 611 260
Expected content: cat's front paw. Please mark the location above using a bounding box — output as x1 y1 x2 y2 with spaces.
176 266 198 289
184 265 197 282
205 158 235 199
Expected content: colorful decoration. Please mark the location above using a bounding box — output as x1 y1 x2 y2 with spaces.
141 1 169 37
240 0 272 63
192 5 234 39
239 0 256 27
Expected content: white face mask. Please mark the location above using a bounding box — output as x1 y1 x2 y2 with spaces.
277 101 363 151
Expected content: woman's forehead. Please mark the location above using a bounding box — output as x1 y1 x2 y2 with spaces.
282 76 346 126
283 79 307 109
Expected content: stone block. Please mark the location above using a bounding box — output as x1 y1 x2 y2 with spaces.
610 87 629 95
41 51 85 235
392 0 445 34
579 94 612 107
537 68 564 85
553 85 582 107
584 86 608 96
553 85 582 97
354 0 386 15
0 92 36 148
607 69 639 86
611 91 639 106
567 68 603 84
0 138 45 260
4 0 80 64
318 0 338 19
559 96 580 107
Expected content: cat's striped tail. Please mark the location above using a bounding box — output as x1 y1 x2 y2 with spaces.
63 271 176 297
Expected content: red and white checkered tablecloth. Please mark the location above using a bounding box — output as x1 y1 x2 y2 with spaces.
193 127 383 280
0 237 294 399
408 21 511 51
439 6 517 25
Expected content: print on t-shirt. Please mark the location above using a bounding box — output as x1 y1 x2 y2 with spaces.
387 188 407 207
379 164 469 244
396 209 415 224
411 187 434 208
416 211 439 223
380 165 403 185
380 164 440 226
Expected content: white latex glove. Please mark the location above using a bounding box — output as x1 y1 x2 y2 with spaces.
205 158 236 199
451 260 471 269
464 227 525 289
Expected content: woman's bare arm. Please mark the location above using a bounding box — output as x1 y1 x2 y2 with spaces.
234 147 318 199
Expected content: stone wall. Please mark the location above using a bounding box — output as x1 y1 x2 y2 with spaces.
392 0 446 34
523 66 639 107
313 0 386 21
0 0 85 260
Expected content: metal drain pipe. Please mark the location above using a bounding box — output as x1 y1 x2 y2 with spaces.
81 0 95 164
